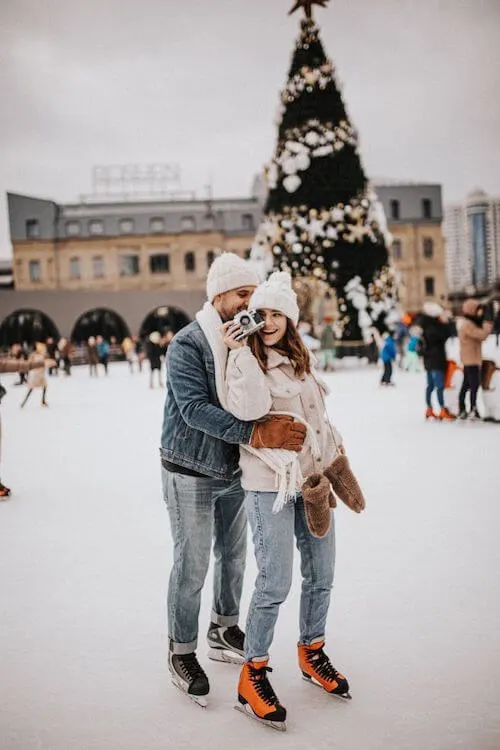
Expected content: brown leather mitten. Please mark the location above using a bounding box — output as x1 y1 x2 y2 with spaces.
250 415 307 452
301 473 332 538
323 454 365 514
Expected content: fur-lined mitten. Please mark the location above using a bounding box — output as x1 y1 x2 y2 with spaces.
323 454 365 514
301 473 332 538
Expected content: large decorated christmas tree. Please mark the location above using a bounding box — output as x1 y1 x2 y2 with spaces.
252 0 400 345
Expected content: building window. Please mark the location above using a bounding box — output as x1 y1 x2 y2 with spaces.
185 252 195 272
392 239 402 260
89 220 104 235
423 237 434 259
424 276 435 296
422 199 432 219
69 257 81 279
242 214 255 231
150 254 170 274
119 218 135 235
26 219 40 239
28 259 42 282
468 211 488 287
389 200 400 220
120 254 140 276
181 216 196 232
150 217 165 234
65 221 81 237
204 214 216 230
92 256 105 279
207 251 215 268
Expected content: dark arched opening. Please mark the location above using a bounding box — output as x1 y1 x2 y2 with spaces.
139 306 191 340
71 308 130 344
0 309 60 348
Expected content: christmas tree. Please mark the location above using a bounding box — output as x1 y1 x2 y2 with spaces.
252 0 399 345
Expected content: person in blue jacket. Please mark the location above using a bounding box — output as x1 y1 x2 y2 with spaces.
96 335 110 376
380 331 397 386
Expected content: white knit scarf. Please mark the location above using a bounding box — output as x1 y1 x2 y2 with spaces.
196 302 321 512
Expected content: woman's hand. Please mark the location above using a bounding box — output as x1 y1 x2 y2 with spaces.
222 321 247 350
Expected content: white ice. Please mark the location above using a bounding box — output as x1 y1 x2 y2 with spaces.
1 344 499 750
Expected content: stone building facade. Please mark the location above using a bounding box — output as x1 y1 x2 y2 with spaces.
1 182 447 344
375 183 447 312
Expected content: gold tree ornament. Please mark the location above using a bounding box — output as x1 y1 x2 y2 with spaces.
288 0 330 20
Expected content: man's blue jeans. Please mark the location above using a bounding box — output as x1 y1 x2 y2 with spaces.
162 467 247 655
244 491 335 662
426 370 445 408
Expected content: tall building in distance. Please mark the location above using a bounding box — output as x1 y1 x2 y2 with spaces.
444 189 500 296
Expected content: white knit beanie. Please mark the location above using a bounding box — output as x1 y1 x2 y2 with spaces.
249 271 300 326
206 252 260 301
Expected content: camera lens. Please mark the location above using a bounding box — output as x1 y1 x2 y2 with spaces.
239 315 250 326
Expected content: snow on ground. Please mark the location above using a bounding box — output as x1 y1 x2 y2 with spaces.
1 350 500 750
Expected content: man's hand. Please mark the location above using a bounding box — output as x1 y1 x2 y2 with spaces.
250 415 307 452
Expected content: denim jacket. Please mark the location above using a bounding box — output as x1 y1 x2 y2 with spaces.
160 321 254 480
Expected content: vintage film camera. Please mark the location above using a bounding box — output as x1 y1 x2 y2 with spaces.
232 309 266 341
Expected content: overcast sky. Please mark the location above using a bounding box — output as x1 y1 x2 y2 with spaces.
1 0 499 258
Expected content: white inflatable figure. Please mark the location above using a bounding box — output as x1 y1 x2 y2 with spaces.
481 361 500 422
345 276 373 342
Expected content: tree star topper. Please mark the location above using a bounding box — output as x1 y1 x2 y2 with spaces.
288 0 330 20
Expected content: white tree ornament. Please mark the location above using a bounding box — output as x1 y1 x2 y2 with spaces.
283 174 301 193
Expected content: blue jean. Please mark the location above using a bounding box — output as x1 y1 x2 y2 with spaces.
244 491 335 661
426 369 445 408
162 467 247 654
318 348 336 370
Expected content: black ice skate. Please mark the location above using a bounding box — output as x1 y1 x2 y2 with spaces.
168 646 210 708
207 623 245 664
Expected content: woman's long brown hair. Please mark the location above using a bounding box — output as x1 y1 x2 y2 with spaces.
249 318 311 378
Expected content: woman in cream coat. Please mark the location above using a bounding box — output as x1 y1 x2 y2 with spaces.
223 272 359 731
20 344 48 408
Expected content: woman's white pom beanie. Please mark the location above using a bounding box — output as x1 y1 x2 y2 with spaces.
249 271 300 326
206 252 260 301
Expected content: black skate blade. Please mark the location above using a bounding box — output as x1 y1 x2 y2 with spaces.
208 647 244 665
234 703 286 732
170 676 208 708
302 674 352 700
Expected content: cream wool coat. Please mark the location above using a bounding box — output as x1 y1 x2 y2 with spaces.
226 346 342 492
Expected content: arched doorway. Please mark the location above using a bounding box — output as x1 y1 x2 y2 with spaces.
0 309 60 348
139 306 191 340
71 308 130 344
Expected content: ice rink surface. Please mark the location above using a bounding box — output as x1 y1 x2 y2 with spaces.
1 348 499 750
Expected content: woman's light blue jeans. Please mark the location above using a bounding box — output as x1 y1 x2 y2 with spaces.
244 490 335 661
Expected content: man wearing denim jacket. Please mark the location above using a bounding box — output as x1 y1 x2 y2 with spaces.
161 252 307 706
